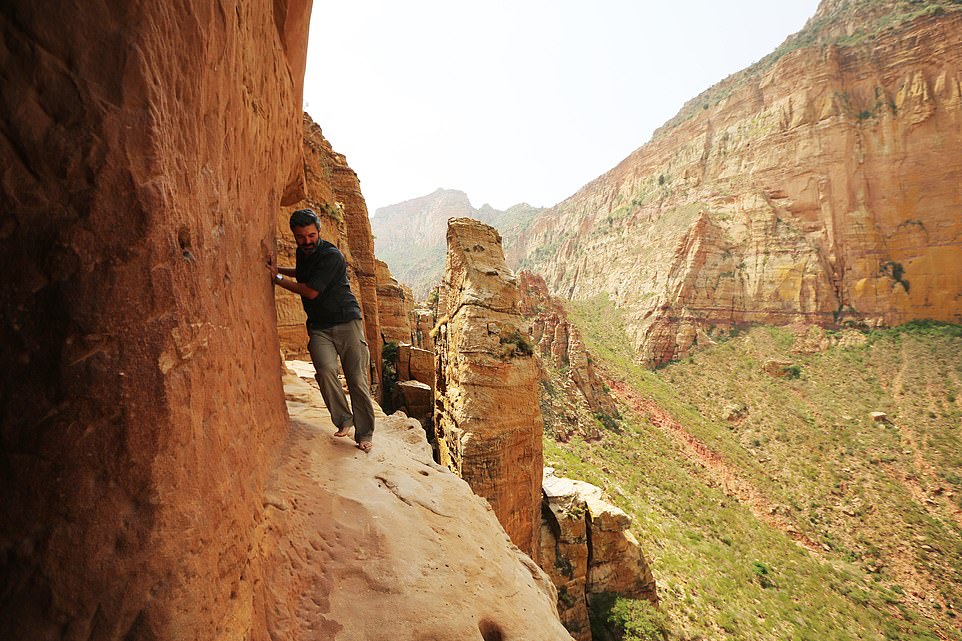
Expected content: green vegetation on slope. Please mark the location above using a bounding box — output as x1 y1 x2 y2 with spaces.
542 295 962 640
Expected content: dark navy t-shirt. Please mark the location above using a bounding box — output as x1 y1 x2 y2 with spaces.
295 240 362 329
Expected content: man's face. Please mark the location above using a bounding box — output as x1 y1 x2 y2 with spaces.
293 224 320 255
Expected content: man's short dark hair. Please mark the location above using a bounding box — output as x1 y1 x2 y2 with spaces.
289 208 321 231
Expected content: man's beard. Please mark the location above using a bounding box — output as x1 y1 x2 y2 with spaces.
298 243 317 255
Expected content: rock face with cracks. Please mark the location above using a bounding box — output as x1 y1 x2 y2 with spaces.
0 1 311 639
274 113 383 397
434 218 545 559
540 470 658 641
266 372 574 641
512 4 962 365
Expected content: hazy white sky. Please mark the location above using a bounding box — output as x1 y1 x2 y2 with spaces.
302 1 821 213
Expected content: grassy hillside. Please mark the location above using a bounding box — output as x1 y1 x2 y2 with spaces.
542 296 962 640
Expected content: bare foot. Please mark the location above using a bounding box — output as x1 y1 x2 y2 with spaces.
356 441 373 453
334 427 351 437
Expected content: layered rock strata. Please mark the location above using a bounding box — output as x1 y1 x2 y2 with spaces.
274 113 383 396
513 5 962 365
540 470 658 641
375 258 416 345
0 1 311 638
434 218 544 557
263 372 574 641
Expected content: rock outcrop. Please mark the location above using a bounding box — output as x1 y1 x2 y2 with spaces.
540 469 658 641
0 1 311 638
513 4 962 365
521 272 619 420
371 188 545 298
264 371 574 641
375 258 415 345
275 113 383 396
391 343 436 427
434 218 544 558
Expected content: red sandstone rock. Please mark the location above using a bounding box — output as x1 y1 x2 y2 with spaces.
274 113 383 396
434 218 544 558
520 271 619 419
0 1 310 638
397 343 435 388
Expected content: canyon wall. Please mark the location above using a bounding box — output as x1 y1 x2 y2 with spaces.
274 113 383 396
434 218 544 558
520 271 619 423
0 1 311 639
513 4 962 365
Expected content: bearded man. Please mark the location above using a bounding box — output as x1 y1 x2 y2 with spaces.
271 208 375 452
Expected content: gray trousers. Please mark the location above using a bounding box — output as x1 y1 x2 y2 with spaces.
307 318 375 444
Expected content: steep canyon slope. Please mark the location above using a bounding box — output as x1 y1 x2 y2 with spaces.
513 0 962 365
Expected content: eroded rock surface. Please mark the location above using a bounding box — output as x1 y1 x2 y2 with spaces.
540 469 658 641
265 373 574 641
0 1 311 638
434 218 544 558
371 188 545 298
513 5 962 365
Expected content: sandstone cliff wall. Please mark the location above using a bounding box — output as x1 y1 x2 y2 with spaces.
375 258 415 345
434 218 544 558
514 7 962 365
520 271 619 421
274 113 383 396
0 1 311 638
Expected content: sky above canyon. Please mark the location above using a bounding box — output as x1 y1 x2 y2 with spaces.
303 0 821 213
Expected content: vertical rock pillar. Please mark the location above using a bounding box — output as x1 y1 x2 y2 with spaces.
434 218 543 557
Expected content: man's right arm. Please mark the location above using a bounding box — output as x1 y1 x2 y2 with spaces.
277 267 297 277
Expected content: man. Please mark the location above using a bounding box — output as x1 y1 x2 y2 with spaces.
271 208 375 452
